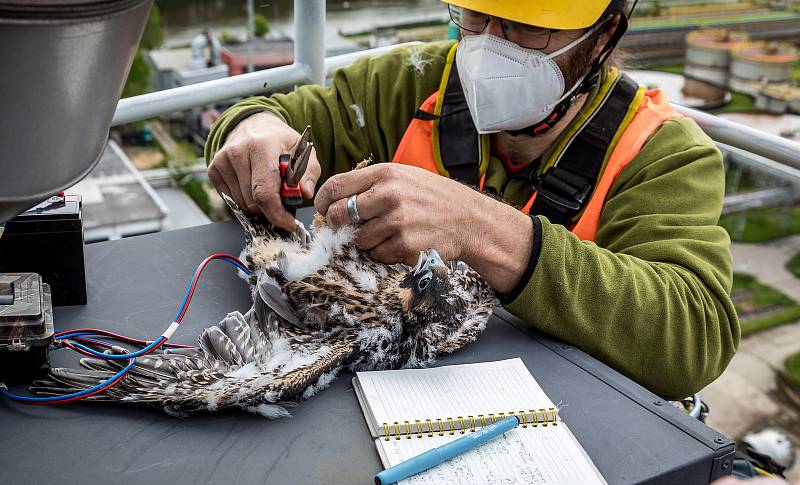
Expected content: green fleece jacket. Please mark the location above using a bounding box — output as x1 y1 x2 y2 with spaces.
205 41 739 399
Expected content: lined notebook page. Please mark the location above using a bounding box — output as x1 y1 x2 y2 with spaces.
377 425 606 485
357 358 554 428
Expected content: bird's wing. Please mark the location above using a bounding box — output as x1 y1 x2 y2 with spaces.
255 277 305 329
31 310 357 415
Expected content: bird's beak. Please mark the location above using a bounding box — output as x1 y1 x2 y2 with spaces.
414 250 426 275
415 248 444 275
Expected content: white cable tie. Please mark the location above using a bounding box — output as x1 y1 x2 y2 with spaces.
161 322 180 340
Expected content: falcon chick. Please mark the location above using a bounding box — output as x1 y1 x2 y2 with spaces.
32 197 495 417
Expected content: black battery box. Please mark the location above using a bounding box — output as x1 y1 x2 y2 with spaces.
0 273 54 381
0 194 86 306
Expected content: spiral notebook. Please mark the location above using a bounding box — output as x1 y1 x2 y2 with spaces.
353 358 606 484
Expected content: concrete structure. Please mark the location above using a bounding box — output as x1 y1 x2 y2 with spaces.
730 42 799 92
147 44 229 91
153 186 211 231
685 29 749 87
67 141 167 243
681 30 800 114
191 31 222 69
628 69 730 109
756 83 800 113
220 34 360 76
66 142 212 240
621 14 800 62
221 37 294 76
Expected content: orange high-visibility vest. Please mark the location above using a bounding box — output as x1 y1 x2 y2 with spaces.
392 47 680 242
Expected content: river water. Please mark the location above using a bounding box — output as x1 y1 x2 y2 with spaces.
159 0 444 44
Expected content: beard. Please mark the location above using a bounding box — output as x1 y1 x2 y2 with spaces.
555 34 600 92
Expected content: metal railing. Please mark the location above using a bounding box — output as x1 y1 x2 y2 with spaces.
112 0 420 126
112 0 800 174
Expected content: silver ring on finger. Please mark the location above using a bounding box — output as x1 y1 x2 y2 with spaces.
347 194 364 224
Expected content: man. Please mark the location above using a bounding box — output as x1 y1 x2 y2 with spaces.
205 0 739 400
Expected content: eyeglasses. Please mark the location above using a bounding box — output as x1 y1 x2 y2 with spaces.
448 5 556 50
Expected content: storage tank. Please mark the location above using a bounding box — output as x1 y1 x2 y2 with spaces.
729 42 799 93
685 29 749 87
757 83 800 114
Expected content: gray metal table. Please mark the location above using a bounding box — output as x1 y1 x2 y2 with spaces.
0 218 733 484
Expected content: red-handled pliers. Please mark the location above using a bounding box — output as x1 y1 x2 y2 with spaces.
279 125 313 216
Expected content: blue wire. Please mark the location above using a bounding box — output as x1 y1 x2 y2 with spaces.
1 254 250 404
59 256 250 359
66 336 110 347
53 331 113 341
0 358 136 403
52 332 193 350
172 256 252 322
64 337 166 360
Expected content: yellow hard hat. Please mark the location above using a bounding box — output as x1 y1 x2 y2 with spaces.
442 0 613 30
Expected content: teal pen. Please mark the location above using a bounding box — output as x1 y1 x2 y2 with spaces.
374 415 520 485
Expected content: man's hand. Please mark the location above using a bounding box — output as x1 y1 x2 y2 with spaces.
314 163 534 294
208 112 321 231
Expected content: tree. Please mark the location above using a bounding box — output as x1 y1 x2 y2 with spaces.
140 3 164 50
121 4 162 99
122 50 150 98
254 13 271 37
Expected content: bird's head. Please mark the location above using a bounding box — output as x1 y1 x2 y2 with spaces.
398 249 450 319
397 249 493 346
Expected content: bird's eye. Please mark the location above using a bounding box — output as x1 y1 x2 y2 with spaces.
417 274 432 291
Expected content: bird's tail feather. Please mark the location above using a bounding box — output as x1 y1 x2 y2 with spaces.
29 311 264 408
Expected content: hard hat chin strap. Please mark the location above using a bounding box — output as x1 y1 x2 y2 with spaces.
507 13 629 139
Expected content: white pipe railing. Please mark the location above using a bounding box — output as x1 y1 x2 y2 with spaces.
110 0 800 172
294 0 325 86
673 104 800 171
111 42 420 126
113 0 418 127
721 143 800 186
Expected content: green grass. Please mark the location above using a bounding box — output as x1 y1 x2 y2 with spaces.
175 174 212 215
782 351 800 389
733 273 800 336
719 206 800 243
710 91 757 114
788 252 800 279
793 61 800 83
169 140 200 166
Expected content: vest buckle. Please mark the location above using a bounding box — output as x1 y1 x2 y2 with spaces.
531 174 592 214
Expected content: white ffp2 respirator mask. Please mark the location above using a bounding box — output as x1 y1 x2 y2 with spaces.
455 27 599 134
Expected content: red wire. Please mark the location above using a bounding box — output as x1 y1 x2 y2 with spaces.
176 253 243 323
29 338 132 406
31 364 131 406
54 328 193 349
19 253 249 405
72 337 112 349
61 340 110 358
